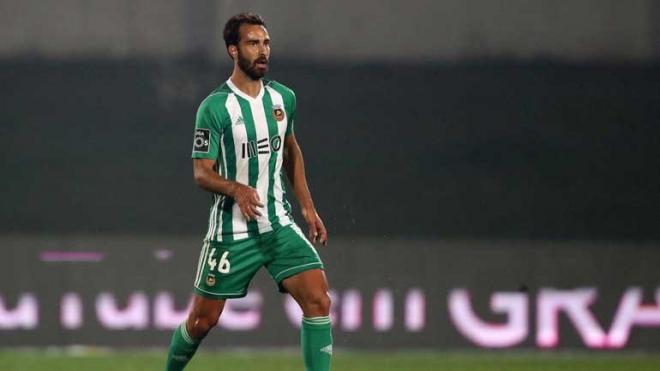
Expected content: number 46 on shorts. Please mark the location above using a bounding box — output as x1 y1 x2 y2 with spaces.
207 248 231 274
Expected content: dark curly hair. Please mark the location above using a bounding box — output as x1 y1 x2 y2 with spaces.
223 13 266 48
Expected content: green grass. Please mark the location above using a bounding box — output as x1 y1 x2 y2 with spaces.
1 350 660 371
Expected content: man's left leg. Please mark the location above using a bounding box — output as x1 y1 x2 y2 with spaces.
282 269 333 371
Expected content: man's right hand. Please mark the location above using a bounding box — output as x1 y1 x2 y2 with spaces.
232 183 264 221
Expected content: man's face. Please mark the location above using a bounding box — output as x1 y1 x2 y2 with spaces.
235 24 270 80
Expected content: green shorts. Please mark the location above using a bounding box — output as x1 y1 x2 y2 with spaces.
192 223 324 299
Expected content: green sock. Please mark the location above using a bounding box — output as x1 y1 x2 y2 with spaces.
165 322 200 371
301 316 333 371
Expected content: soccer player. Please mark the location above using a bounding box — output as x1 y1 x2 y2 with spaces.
164 13 332 371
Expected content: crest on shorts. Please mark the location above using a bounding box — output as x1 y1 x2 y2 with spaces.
272 104 285 122
205 274 216 287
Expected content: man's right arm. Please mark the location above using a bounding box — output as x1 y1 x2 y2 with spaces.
193 158 264 221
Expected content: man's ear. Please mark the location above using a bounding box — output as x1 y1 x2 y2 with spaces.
228 45 238 60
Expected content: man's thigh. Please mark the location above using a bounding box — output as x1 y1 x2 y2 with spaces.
188 294 225 322
264 224 325 292
281 268 329 300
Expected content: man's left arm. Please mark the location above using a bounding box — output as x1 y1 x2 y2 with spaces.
283 133 328 245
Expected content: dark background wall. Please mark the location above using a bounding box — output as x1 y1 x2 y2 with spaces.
1 59 659 240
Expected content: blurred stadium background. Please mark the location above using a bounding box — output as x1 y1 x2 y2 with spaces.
1 0 660 370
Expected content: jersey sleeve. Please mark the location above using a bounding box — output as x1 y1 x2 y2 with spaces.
191 97 222 159
285 91 296 136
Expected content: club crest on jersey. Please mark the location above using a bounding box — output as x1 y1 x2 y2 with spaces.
272 104 285 122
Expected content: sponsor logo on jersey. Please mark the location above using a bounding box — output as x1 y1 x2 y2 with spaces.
241 135 282 159
272 104 285 122
193 129 210 153
234 116 244 126
270 135 282 152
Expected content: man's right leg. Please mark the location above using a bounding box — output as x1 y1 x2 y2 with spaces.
166 236 263 370
165 295 225 371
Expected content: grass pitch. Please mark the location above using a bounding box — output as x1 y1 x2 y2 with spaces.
1 350 660 371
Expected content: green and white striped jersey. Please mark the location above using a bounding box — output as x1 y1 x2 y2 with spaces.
191 79 296 242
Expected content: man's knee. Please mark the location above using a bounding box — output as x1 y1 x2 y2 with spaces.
301 290 331 316
186 311 220 339
185 296 225 340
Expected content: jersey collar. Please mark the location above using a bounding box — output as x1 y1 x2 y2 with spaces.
226 78 264 102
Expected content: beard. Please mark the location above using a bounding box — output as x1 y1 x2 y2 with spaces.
237 50 268 80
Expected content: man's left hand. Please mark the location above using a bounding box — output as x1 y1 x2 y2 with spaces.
302 208 328 246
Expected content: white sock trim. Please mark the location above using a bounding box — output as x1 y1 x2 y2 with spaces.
302 316 332 325
180 323 196 345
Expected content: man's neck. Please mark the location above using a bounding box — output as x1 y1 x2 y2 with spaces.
229 69 262 98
